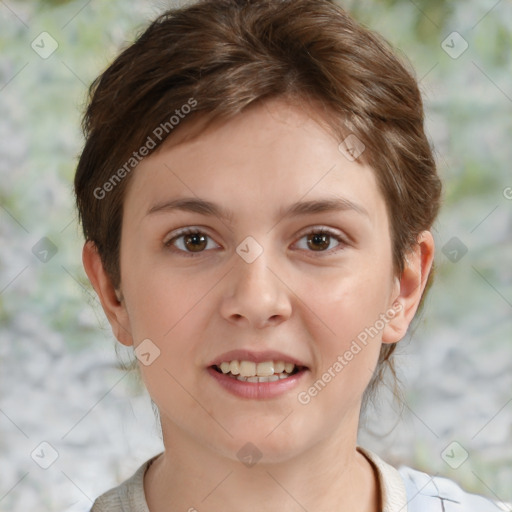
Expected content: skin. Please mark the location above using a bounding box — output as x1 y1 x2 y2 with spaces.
83 96 435 512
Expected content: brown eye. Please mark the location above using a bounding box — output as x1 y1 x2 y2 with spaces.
165 228 219 256
294 228 346 255
183 232 208 252
307 232 331 251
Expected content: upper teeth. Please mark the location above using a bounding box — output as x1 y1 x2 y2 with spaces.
218 360 296 377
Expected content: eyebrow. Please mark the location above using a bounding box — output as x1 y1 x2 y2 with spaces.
146 196 369 222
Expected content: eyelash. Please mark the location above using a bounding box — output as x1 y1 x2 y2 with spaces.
163 226 347 258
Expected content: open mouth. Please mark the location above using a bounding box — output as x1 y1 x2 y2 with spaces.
211 360 306 383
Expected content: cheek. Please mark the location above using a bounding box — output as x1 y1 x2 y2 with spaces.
302 266 393 334
121 263 215 398
298 269 392 382
121 252 211 341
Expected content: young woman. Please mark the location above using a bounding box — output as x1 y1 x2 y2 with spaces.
75 1 508 510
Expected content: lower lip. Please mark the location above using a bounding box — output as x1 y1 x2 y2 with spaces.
207 367 308 400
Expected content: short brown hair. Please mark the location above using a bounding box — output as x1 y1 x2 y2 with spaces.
75 0 442 400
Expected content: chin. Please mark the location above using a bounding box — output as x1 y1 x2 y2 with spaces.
216 424 312 465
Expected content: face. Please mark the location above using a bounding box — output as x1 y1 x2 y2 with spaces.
113 97 404 463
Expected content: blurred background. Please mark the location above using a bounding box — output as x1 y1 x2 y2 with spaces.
0 0 511 510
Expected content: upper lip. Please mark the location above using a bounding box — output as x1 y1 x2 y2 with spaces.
208 349 309 369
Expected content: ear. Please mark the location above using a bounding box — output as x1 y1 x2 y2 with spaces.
82 241 133 346
382 230 435 344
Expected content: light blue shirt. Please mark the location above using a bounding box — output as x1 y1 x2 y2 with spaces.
399 465 510 511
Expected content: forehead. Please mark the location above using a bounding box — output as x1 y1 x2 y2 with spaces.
122 97 387 227
157 96 342 151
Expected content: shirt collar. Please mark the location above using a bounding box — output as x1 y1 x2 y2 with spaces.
357 446 408 512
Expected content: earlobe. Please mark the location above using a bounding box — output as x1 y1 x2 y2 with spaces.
82 241 133 346
382 231 435 344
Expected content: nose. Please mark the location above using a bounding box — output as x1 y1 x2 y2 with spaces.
219 247 292 329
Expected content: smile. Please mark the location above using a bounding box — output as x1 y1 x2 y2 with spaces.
213 360 302 383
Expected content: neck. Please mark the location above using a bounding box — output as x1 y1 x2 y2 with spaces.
145 419 380 512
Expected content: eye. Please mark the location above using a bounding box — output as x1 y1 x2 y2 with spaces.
164 226 347 257
164 227 220 256
294 227 346 255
